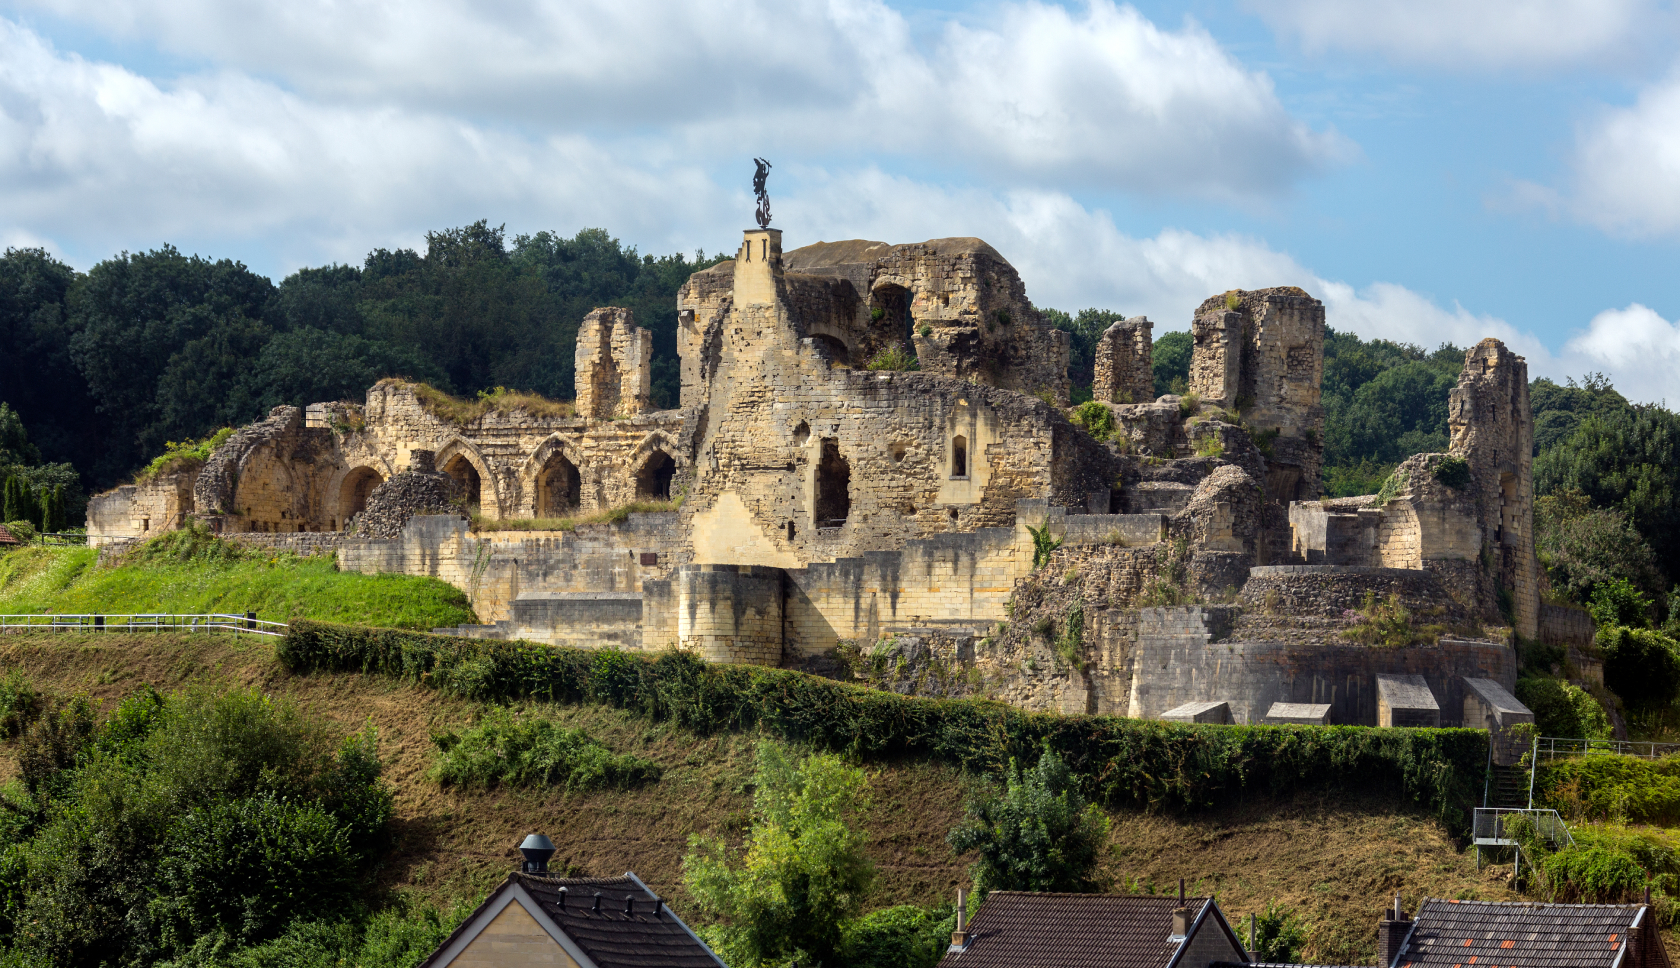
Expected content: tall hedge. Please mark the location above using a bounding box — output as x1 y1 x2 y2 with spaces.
278 620 1488 829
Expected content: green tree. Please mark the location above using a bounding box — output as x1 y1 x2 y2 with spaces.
1152 330 1192 398
1246 903 1307 963
684 742 875 967
1530 374 1631 454
947 747 1109 894
1044 307 1124 397
1535 405 1680 583
1600 626 1680 720
1535 490 1665 608
0 248 90 473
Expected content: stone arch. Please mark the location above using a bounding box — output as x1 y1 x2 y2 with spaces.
336 466 386 529
520 434 586 518
628 432 681 503
869 279 915 345
230 443 297 533
809 332 851 365
434 437 501 519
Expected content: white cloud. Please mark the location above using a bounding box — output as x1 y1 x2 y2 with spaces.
1558 304 1680 404
1548 70 1680 236
2 1 1347 199
1245 0 1655 69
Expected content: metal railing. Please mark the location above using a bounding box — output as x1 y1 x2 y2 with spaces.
1534 736 1680 761
0 613 288 637
1473 807 1574 848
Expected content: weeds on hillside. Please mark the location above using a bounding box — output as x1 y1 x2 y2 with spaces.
429 707 661 790
1340 592 1446 647
1537 753 1680 825
0 666 40 737
1506 815 1680 912
472 499 680 532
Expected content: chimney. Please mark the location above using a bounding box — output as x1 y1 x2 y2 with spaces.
1171 878 1191 943
519 833 556 874
1377 895 1412 968
950 888 970 951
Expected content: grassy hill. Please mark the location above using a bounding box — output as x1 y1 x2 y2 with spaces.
0 530 474 629
0 631 1523 965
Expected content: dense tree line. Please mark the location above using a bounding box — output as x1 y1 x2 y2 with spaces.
0 226 726 490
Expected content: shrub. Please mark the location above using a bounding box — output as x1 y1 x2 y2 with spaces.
844 905 952 968
685 742 874 967
1194 434 1225 459
1599 625 1680 717
0 668 39 738
1247 903 1307 963
1538 754 1680 824
1590 579 1654 629
1070 401 1116 441
865 345 920 372
1510 819 1676 905
1515 678 1611 740
429 708 661 790
1178 391 1201 417
950 747 1108 893
2 521 36 545
277 621 1492 829
1433 456 1471 489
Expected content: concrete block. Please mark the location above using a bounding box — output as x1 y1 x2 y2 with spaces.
1262 702 1332 725
1377 674 1440 728
1160 700 1233 724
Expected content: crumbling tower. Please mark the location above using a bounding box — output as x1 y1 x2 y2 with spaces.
1092 316 1153 404
1189 288 1325 503
575 307 653 419
1449 338 1540 639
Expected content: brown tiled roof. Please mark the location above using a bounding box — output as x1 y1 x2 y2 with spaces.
0 525 17 545
417 872 724 968
1398 898 1649 968
939 892 1242 968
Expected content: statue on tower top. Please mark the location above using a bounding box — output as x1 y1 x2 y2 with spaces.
753 158 772 229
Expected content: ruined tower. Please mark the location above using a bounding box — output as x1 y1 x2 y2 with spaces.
1189 288 1325 503
1449 338 1540 640
1092 316 1153 405
575 307 653 419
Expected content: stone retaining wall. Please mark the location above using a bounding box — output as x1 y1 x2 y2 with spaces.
1240 565 1466 620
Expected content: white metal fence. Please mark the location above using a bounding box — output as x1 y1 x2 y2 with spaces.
1473 807 1574 848
0 613 288 637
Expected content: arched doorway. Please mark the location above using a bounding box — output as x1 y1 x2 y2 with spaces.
811 333 849 365
636 451 677 502
338 467 384 528
443 455 483 513
536 453 582 517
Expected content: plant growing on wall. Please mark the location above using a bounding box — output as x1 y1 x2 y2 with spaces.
1027 521 1063 570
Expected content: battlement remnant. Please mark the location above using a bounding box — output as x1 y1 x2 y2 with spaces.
1450 337 1539 639
1189 287 1324 503
1092 316 1153 405
575 307 653 419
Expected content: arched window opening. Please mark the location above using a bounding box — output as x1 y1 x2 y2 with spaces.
793 421 810 445
337 463 384 524
536 453 582 517
637 452 677 502
811 334 849 366
951 435 968 478
815 439 850 528
443 456 482 513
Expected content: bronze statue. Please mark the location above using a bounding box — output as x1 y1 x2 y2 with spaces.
753 158 772 229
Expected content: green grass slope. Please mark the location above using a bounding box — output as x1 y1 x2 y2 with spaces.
0 633 1528 965
0 532 475 630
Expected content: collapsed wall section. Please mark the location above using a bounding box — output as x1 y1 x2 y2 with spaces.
1092 316 1153 405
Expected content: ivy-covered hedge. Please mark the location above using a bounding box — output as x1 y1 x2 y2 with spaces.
278 620 1489 829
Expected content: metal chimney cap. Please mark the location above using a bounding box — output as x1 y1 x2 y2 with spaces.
521 833 556 851
519 833 557 873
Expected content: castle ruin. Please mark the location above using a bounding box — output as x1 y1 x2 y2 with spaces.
87 223 1563 734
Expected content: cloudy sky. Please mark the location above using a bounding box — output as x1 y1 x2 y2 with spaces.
3 0 1679 402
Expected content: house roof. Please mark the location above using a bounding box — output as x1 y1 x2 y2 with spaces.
0 525 17 545
939 892 1246 968
417 872 725 968
1396 898 1649 968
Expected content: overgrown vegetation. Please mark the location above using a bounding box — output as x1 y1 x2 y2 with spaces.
0 686 397 965
1515 677 1611 740
0 528 475 629
429 707 662 790
137 428 234 483
1026 520 1063 570
403 381 577 424
278 621 1491 828
947 747 1109 893
865 345 920 371
1069 401 1117 441
1340 592 1447 648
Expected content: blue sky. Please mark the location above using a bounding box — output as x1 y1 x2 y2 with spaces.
2 0 1678 402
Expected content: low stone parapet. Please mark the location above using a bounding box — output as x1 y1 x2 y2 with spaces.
1240 565 1466 620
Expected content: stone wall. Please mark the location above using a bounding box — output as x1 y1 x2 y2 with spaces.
440 592 644 649
1092 316 1154 405
1449 338 1540 638
222 532 344 557
1541 603 1595 650
574 307 652 419
674 564 784 665
1238 565 1468 620
1188 288 1325 503
87 469 197 546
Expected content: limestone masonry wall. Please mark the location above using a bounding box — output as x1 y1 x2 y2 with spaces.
1092 316 1154 405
